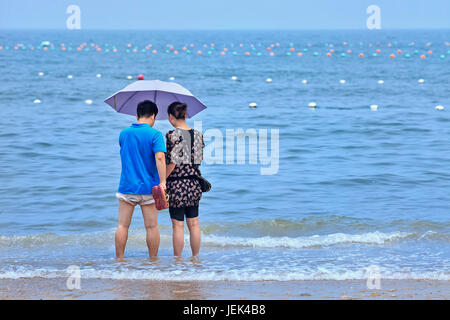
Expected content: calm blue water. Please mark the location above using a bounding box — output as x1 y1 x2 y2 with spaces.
0 30 449 281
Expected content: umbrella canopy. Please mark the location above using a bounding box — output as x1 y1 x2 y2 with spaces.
104 80 207 120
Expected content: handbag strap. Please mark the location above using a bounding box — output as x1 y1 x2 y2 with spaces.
189 129 202 176
189 129 195 165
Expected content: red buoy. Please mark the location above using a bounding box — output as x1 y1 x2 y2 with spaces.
138 74 144 80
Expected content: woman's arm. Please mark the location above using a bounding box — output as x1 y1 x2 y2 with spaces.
166 163 176 178
165 131 176 178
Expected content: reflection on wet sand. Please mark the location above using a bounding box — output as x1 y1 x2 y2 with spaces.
1 278 448 300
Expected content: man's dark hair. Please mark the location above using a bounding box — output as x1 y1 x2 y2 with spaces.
137 100 158 119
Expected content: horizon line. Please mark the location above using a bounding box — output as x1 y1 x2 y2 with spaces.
1 27 450 32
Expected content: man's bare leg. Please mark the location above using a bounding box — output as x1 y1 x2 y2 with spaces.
141 203 160 258
115 200 135 259
186 217 201 257
171 219 185 256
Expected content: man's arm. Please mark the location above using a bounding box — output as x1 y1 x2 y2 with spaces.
155 152 166 190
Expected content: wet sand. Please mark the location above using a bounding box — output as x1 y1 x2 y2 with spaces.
0 279 448 300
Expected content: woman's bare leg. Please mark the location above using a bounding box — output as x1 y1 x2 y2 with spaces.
171 219 185 256
186 217 201 257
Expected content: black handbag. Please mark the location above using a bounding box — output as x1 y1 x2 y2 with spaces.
196 173 211 193
189 129 211 193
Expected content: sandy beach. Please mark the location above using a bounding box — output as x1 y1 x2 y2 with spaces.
0 279 448 300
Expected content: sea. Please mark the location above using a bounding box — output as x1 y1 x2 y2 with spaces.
0 30 449 282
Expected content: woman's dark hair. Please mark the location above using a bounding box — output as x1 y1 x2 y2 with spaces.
137 100 158 119
167 102 187 120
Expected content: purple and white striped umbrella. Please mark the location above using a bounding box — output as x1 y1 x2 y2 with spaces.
104 80 207 120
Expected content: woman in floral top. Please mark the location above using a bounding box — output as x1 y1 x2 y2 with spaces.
166 102 205 257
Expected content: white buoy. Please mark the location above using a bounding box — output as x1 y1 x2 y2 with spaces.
370 104 378 111
302 80 308 84
126 75 133 80
85 99 93 105
169 77 175 81
339 79 346 84
96 73 102 78
249 102 258 108
231 76 238 81
266 78 272 83
308 102 317 108
378 80 384 85
33 99 41 104
418 79 425 84
435 105 444 111
38 72 44 77
67 75 73 79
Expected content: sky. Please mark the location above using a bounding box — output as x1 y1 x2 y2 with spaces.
0 0 449 30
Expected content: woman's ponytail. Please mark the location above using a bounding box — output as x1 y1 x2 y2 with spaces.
167 102 187 119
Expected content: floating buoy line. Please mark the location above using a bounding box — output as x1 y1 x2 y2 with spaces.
3 41 448 60
31 72 445 112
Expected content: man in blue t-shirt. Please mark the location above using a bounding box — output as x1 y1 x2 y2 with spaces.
115 100 167 259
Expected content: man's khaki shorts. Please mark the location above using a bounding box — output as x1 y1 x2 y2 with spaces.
116 192 155 206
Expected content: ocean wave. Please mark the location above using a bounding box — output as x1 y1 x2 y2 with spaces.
200 216 450 236
0 267 448 281
201 231 414 248
0 228 447 250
